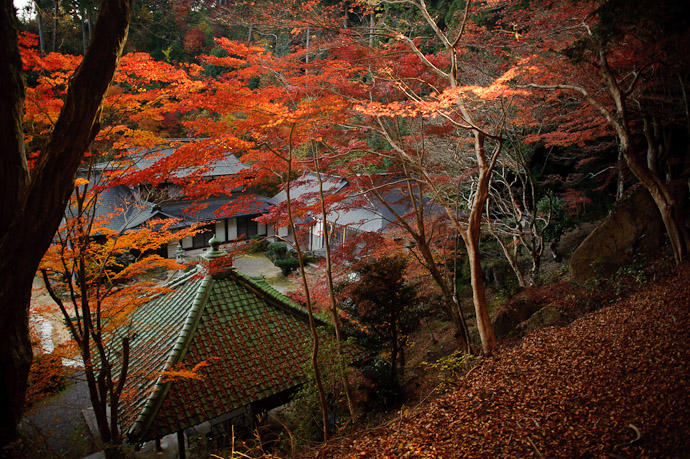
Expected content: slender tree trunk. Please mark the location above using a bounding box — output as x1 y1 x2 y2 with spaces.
368 12 375 48
284 142 329 442
463 152 498 354
52 0 58 52
313 160 356 422
530 253 541 281
35 2 45 55
415 240 471 350
492 233 527 288
616 147 625 200
82 15 88 55
389 308 399 390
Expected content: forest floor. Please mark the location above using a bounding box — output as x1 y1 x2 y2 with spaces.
312 261 690 458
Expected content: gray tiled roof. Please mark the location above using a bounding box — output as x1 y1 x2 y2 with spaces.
127 139 248 180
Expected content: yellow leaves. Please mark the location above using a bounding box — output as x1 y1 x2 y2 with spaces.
74 177 90 187
159 359 217 383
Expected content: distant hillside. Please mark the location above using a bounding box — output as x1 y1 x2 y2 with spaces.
318 264 690 458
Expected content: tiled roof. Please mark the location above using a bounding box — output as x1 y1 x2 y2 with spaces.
128 140 249 179
270 172 349 204
94 184 178 232
119 263 332 442
158 194 273 224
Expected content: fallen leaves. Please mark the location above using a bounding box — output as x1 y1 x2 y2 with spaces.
319 264 690 458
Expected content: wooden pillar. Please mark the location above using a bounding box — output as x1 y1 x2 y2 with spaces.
155 438 162 452
177 430 186 459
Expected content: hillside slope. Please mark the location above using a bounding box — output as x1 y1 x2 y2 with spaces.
319 264 690 458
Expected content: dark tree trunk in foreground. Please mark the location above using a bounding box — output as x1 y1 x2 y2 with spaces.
0 0 132 448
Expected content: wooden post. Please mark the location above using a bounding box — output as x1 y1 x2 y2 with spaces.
177 430 186 459
155 438 162 452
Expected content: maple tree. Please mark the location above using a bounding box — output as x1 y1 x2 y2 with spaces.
505 0 690 264
337 0 530 354
177 37 354 440
180 21 387 436
38 167 196 457
0 0 132 446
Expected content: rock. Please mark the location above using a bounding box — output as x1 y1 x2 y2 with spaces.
492 298 541 339
517 306 561 334
570 188 666 283
554 222 599 260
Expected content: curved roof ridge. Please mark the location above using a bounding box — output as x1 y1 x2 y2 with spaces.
128 274 214 440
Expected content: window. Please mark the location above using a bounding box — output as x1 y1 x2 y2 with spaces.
236 215 258 240
192 224 215 249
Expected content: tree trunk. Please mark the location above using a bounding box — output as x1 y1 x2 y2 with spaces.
284 147 329 442
623 144 690 263
314 162 357 422
0 0 132 448
52 0 58 52
416 240 471 351
492 232 527 288
35 1 45 56
530 251 541 281
389 308 399 390
82 16 88 55
0 274 33 448
0 0 32 445
463 163 498 355
368 12 375 48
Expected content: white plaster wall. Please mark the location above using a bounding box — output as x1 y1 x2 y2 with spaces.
227 218 238 240
166 241 177 258
215 220 226 241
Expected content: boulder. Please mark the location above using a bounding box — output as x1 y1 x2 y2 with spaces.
570 188 666 283
492 298 541 338
517 306 561 334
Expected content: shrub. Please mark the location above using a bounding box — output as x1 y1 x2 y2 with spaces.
266 242 288 262
420 350 477 394
266 242 300 275
247 236 269 254
274 258 300 276
25 353 67 408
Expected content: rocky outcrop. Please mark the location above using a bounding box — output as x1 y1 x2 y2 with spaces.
517 307 561 334
492 298 542 338
570 188 666 283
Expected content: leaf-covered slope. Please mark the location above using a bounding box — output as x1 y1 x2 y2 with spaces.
321 265 690 458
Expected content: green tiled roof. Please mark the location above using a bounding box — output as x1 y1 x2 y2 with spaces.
119 264 330 442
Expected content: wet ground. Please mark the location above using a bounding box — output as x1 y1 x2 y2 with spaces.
17 371 95 458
